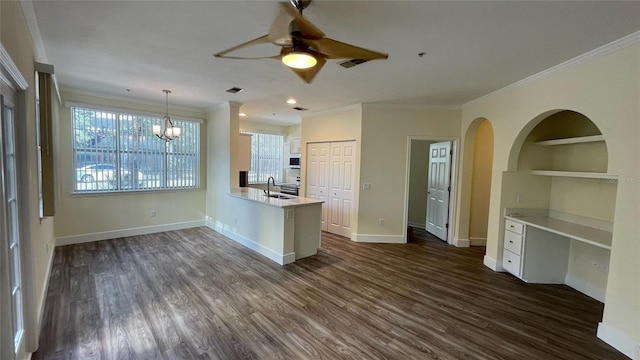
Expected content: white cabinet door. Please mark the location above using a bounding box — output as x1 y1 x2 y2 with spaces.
306 141 356 236
290 137 302 154
327 141 355 237
425 141 452 241
306 143 330 231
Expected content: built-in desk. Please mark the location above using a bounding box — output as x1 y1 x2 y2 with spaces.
502 208 612 301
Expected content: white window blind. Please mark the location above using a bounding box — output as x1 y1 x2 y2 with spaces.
242 131 284 184
72 107 200 193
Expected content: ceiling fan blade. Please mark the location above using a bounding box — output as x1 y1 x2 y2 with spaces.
280 2 325 39
289 54 326 83
268 3 295 45
304 38 388 60
214 35 271 58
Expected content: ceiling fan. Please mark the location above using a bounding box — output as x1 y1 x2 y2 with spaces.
213 0 388 83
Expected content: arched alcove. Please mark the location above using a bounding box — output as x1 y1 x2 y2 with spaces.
456 117 494 246
499 109 617 303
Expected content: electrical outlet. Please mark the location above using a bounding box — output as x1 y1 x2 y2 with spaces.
379 218 384 226
363 183 371 190
516 193 522 203
150 210 156 217
287 209 294 219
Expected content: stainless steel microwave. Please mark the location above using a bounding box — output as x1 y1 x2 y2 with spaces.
289 154 301 168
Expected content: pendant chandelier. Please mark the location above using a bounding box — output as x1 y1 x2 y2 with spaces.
153 90 180 141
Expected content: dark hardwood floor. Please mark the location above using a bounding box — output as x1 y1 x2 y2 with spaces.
33 227 624 359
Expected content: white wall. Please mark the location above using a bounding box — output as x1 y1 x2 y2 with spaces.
54 92 207 243
460 42 640 357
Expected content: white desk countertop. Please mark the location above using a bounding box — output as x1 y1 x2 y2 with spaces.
505 214 612 250
229 187 324 208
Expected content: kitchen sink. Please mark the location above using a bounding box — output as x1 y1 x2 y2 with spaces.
265 194 292 200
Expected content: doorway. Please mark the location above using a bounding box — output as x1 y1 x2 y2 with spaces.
405 137 458 244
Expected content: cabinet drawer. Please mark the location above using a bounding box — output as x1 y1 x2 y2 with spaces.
503 249 522 277
504 230 523 255
505 219 524 235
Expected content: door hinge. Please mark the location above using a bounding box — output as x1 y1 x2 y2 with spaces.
446 223 449 229
448 186 451 192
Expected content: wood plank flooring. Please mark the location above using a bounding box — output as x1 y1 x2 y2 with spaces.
33 227 625 359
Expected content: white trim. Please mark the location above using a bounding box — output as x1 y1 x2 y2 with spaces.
351 233 406 243
303 103 362 119
565 274 606 303
362 102 460 111
483 255 505 272
597 322 639 359
469 237 487 246
36 245 55 335
0 43 28 90
205 220 294 265
455 238 470 247
464 31 640 109
55 220 206 246
65 101 204 123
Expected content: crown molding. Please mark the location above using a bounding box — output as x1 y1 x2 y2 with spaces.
463 31 640 109
61 87 206 115
0 43 28 90
362 102 461 111
302 103 362 119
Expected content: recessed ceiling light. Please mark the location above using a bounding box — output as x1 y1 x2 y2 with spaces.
286 98 297 104
239 112 246 117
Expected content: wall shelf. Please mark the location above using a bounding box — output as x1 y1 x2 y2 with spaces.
530 170 617 180
535 135 604 146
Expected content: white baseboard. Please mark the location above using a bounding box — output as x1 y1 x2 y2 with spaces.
483 255 504 272
565 275 606 303
597 322 639 359
55 220 206 246
455 238 470 247
36 244 55 341
469 237 487 246
351 233 406 243
206 221 294 265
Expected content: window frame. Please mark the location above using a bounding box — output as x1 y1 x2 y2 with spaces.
241 130 285 184
69 103 202 194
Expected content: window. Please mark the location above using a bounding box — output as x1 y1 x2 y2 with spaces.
72 107 200 192
242 131 284 184
1 80 24 359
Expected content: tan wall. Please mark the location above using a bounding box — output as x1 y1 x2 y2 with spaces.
359 105 461 238
2 1 55 353
460 44 640 351
469 120 494 240
54 91 207 239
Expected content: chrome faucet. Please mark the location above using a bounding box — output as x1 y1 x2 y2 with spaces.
267 176 276 198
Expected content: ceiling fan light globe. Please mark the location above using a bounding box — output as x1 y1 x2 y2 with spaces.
282 52 317 69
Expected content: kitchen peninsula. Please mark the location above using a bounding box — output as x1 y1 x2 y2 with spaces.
225 187 323 265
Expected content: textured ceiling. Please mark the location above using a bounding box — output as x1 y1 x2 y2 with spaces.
31 1 640 125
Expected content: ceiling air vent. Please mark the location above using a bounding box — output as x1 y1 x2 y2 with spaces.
226 87 244 94
293 107 308 111
338 59 368 69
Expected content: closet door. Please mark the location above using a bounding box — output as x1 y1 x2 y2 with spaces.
306 142 330 231
327 141 355 237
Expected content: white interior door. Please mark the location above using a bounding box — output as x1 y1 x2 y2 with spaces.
327 141 355 237
425 141 452 241
306 143 330 231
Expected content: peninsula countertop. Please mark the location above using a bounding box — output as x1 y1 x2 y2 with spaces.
229 187 324 208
